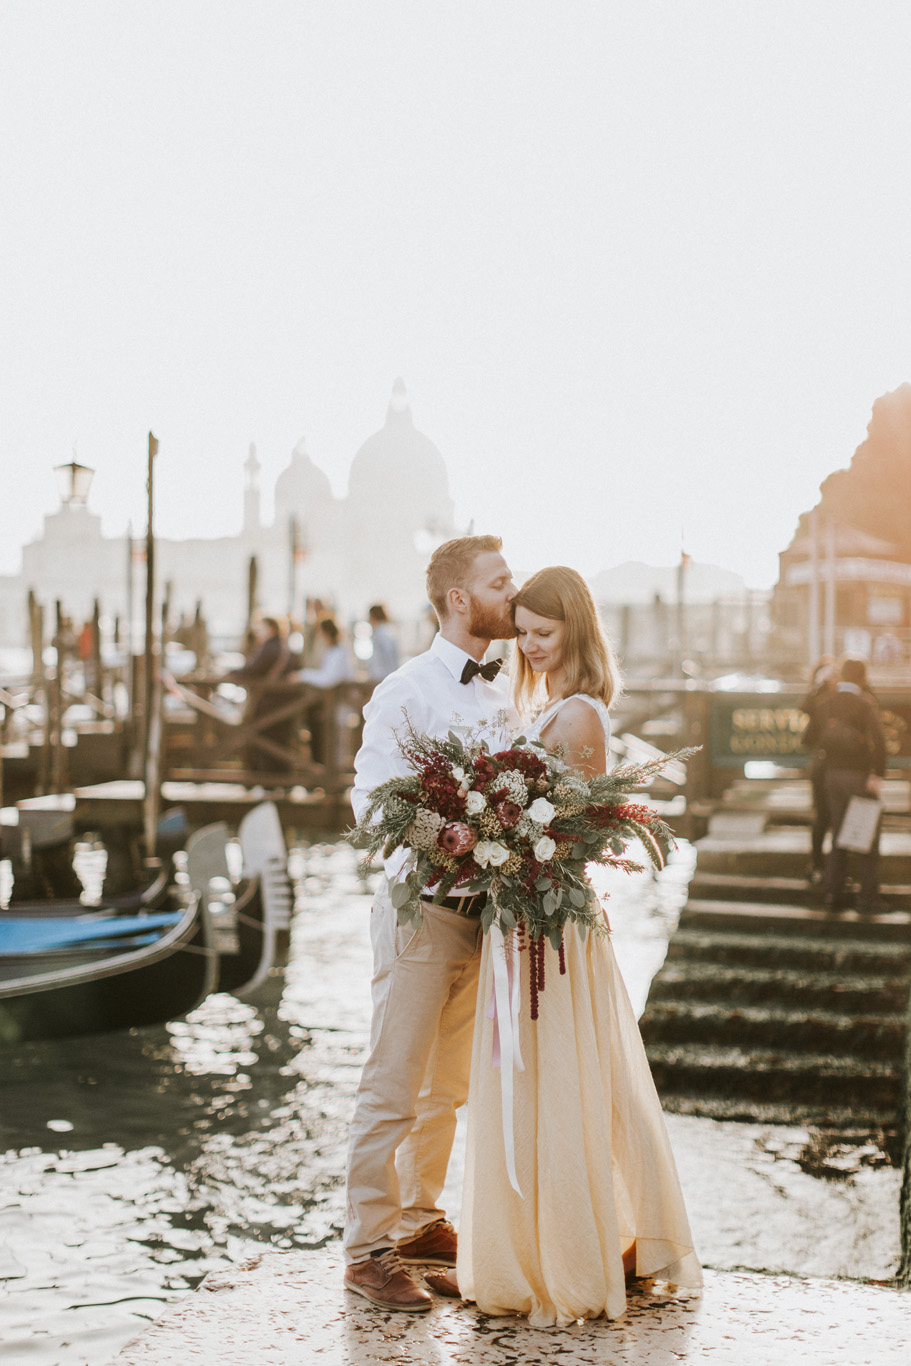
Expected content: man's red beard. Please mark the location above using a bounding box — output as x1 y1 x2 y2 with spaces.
467 597 518 642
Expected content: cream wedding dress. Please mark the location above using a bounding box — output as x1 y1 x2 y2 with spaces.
456 694 702 1326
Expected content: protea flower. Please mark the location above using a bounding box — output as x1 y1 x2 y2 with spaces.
437 822 478 856
494 799 523 829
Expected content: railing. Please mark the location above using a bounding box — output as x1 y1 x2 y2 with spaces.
161 674 374 793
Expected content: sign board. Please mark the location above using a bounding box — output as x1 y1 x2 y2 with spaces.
709 691 911 770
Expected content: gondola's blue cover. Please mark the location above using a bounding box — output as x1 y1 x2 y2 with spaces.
0 912 183 955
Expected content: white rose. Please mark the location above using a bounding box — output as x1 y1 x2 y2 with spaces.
534 835 556 862
527 797 556 824
464 790 486 815
451 766 466 783
475 839 510 868
474 839 493 867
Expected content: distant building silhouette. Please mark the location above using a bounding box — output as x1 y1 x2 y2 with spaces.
773 383 911 672
0 380 459 650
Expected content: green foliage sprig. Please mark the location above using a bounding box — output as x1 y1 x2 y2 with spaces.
350 715 693 954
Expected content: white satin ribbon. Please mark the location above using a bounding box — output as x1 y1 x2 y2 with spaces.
487 924 525 1196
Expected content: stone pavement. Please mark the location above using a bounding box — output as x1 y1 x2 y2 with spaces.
111 1247 910 1366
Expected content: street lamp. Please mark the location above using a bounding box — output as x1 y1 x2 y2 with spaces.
54 458 95 506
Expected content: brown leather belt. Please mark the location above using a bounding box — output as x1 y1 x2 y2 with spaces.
435 892 488 916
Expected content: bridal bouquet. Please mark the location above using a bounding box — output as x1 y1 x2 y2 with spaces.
351 719 683 1016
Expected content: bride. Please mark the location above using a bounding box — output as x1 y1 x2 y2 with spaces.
428 566 702 1326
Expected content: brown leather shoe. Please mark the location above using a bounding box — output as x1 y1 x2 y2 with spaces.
424 1270 461 1298
396 1218 457 1266
344 1249 433 1312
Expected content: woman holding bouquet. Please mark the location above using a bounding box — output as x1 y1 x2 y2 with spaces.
429 566 701 1325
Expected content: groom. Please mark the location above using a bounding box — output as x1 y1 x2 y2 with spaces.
344 534 518 1312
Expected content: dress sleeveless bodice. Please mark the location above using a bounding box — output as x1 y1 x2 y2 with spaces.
524 692 612 757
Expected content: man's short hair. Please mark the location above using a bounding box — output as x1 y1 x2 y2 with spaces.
841 655 868 687
425 535 503 619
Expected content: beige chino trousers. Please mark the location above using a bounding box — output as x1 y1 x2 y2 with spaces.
344 882 482 1263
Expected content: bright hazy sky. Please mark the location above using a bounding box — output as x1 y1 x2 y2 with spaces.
2 2 911 588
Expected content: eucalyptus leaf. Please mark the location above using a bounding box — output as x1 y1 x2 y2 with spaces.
535 876 552 892
480 903 496 933
569 886 586 908
499 905 517 931
390 880 413 909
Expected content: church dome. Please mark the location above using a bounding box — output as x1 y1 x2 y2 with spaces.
348 380 453 523
274 437 333 511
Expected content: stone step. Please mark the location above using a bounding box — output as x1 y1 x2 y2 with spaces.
655 1093 901 1134
687 869 911 909
647 961 911 1013
639 999 906 1060
694 828 911 880
644 1042 901 1108
681 898 911 942
717 776 911 817
666 928 911 974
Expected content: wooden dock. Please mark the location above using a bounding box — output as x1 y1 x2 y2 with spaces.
9 779 355 847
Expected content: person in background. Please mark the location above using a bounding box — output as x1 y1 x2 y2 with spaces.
302 598 334 669
368 604 400 683
296 617 352 764
227 616 299 774
814 656 887 915
800 656 837 886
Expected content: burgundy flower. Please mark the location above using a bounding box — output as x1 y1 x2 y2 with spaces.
437 822 478 856
492 747 549 785
473 754 496 786
494 799 523 829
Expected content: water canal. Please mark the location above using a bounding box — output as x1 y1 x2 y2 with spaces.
0 840 902 1364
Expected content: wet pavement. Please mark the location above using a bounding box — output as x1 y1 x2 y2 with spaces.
111 1248 911 1366
0 840 906 1364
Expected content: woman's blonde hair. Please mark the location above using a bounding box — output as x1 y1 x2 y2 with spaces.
511 566 621 717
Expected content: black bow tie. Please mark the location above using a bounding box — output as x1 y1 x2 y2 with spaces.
460 658 502 685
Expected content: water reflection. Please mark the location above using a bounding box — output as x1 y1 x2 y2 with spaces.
0 838 692 1363
1 837 897 1363
0 841 372 1363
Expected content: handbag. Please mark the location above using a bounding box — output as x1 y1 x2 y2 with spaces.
835 795 882 853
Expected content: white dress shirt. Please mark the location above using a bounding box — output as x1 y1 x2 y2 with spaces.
352 633 517 880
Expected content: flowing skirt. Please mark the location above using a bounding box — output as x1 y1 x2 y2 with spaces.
457 922 702 1326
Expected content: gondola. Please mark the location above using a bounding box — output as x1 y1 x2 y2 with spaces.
0 888 215 1045
0 803 291 1045
185 801 292 1000
1 862 171 918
